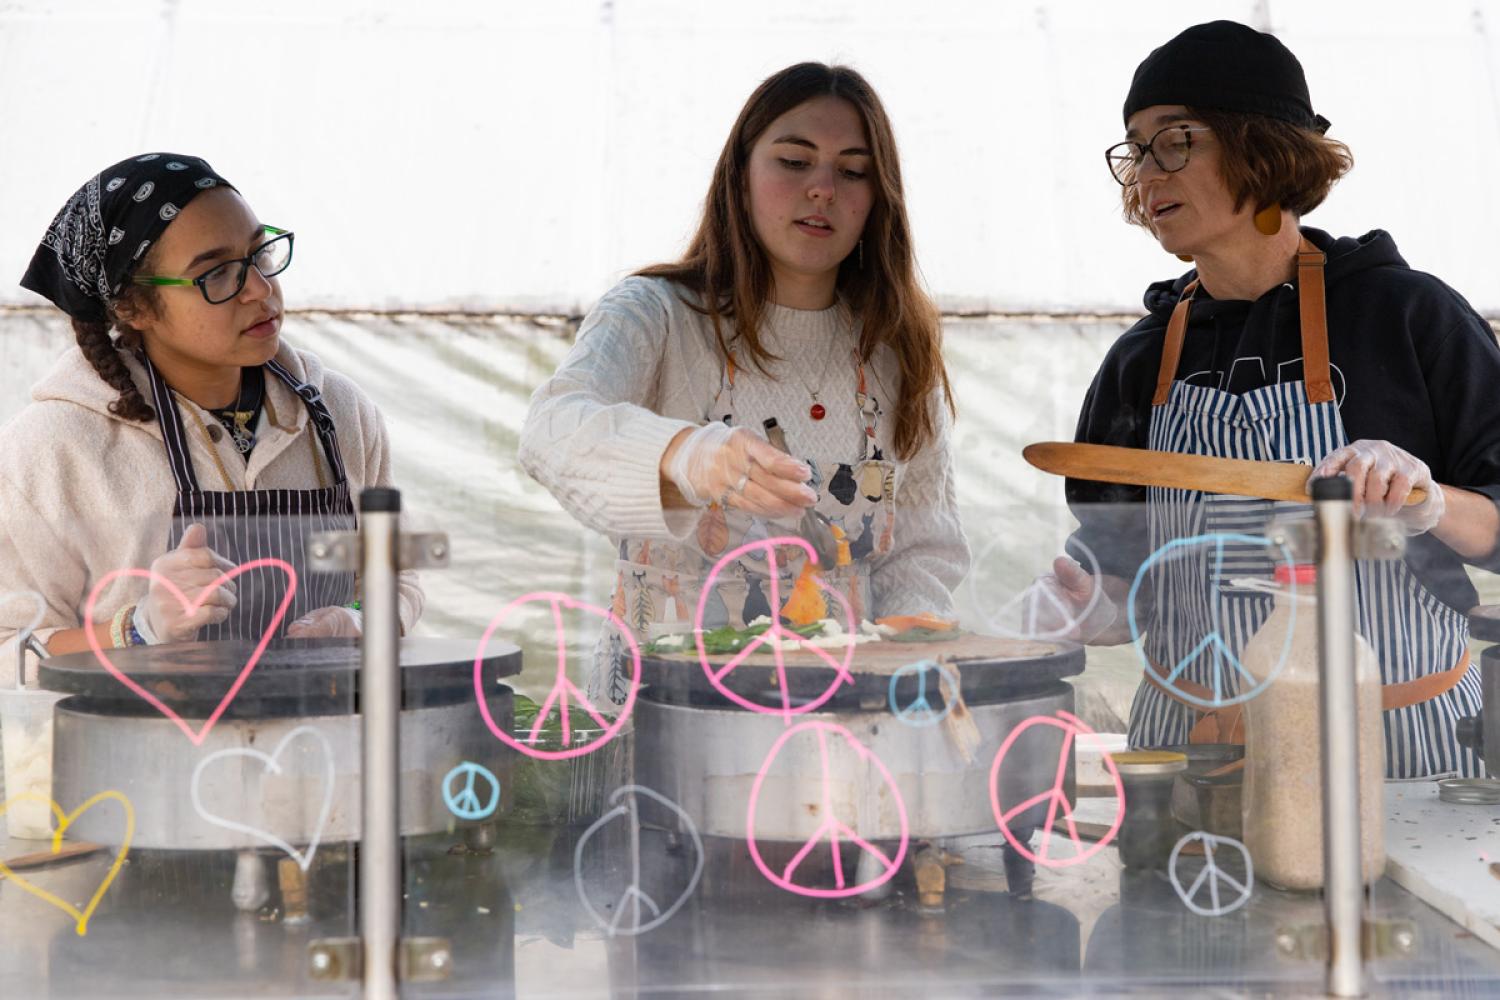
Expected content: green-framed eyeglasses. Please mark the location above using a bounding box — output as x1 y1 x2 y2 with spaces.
133 226 294 304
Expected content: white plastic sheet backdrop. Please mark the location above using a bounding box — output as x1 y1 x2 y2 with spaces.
1 0 1499 314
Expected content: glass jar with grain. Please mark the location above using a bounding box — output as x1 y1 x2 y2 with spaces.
1240 563 1385 891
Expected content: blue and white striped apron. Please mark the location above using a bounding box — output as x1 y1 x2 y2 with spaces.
1127 238 1481 779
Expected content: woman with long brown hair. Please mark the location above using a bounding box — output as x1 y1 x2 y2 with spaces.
520 61 969 703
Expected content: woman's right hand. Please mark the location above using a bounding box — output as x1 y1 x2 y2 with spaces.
662 422 817 520
139 523 238 643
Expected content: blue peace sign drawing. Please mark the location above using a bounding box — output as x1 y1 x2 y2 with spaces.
1128 532 1298 709
888 660 960 728
442 761 501 820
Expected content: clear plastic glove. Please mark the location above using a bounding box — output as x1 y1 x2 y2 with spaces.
662 422 817 519
1311 439 1445 534
286 606 363 638
1022 557 1119 643
139 523 238 643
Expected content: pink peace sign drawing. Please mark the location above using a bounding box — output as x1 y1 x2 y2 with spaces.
988 709 1124 868
746 720 910 898
695 537 856 719
473 591 638 761
83 559 297 746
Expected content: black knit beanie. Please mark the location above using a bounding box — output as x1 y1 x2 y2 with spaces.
1123 20 1330 133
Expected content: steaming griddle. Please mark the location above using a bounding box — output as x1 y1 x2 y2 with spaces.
39 636 520 717
639 633 1084 708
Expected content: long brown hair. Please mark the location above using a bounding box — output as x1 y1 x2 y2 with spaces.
637 62 950 459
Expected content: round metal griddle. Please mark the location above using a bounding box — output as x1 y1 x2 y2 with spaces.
1470 606 1500 644
638 633 1084 710
40 636 520 718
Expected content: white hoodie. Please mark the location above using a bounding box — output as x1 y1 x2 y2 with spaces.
0 340 423 686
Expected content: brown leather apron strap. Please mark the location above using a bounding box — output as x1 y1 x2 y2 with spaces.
1144 648 1472 745
1142 666 1244 744
1152 237 1335 407
1381 648 1472 712
1152 280 1199 406
1296 237 1335 404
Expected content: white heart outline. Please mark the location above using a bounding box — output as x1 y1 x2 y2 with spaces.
189 724 335 871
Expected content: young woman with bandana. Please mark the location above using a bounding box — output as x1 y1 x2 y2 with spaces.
0 153 422 684
520 63 969 704
1043 22 1500 777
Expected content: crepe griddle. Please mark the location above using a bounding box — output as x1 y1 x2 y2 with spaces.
39 636 520 718
639 632 1084 709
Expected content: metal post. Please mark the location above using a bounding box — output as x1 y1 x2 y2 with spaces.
359 487 402 1000
1312 476 1364 997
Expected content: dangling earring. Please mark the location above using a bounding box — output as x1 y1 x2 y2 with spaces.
858 239 864 270
1253 203 1283 236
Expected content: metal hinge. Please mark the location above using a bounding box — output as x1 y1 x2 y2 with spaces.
306 531 451 573
308 936 453 982
1267 517 1407 563
1274 919 1417 962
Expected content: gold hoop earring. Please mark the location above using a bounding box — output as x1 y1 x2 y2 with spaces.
1253 203 1283 236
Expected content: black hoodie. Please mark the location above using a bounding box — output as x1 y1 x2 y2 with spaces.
1067 227 1500 613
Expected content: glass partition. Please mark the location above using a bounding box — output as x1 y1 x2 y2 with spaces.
0 333 1497 997
0 514 360 998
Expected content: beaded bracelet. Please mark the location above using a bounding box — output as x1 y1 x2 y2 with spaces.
109 604 134 649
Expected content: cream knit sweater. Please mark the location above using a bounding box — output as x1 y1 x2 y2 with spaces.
519 276 969 618
0 340 423 687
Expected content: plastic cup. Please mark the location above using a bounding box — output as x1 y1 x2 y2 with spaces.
0 687 67 839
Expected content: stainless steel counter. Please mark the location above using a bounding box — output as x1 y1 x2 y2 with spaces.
4 817 1500 998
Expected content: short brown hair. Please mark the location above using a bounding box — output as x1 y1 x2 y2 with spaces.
638 62 950 460
1122 107 1353 227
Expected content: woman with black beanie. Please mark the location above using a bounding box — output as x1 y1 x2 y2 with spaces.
1043 21 1500 779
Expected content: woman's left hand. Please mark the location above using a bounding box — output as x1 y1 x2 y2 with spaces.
285 605 363 638
1311 439 1445 533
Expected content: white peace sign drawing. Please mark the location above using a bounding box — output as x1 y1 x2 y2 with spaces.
1168 831 1254 917
574 785 705 938
967 529 1106 642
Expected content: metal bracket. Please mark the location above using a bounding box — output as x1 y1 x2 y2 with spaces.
399 936 455 982
1267 517 1406 563
306 531 451 573
308 937 361 982
307 936 453 982
1274 919 1418 962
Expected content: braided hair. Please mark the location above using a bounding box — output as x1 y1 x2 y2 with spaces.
71 285 155 423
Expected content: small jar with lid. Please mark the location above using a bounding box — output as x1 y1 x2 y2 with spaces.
1113 750 1189 869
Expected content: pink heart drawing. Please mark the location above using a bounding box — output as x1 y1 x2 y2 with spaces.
83 559 298 746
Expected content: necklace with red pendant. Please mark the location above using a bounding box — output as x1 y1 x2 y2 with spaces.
800 307 854 421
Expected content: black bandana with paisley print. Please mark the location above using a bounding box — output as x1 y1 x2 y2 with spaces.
20 153 235 323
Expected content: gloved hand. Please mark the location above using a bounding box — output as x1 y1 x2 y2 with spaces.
138 523 238 643
1311 439 1445 534
661 422 817 520
1022 557 1119 643
286 606 363 638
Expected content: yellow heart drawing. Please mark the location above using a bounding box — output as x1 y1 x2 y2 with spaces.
0 790 134 935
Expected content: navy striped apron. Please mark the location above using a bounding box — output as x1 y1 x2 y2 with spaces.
144 356 357 641
1127 238 1481 779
